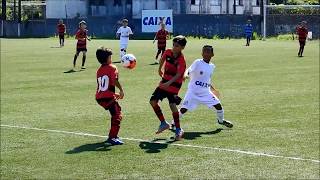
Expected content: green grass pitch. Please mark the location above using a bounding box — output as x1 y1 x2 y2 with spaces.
1 38 319 179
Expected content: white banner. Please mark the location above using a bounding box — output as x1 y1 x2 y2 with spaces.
141 10 173 33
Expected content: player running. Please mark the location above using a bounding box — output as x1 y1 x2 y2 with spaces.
296 21 308 57
57 19 66 47
72 20 90 71
171 45 233 129
116 19 133 60
149 35 187 141
153 23 169 64
95 47 125 145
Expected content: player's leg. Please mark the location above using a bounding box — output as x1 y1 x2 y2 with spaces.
168 95 185 140
81 50 87 69
202 92 233 128
155 48 161 63
73 50 80 69
120 44 127 59
300 41 305 57
107 101 123 145
150 88 169 134
61 35 65 46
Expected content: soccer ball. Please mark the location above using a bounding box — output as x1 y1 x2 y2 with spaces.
121 54 137 69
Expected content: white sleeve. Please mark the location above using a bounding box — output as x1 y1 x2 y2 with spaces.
128 27 133 34
187 60 199 74
116 27 121 34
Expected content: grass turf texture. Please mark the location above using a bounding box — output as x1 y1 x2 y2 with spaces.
1 38 319 179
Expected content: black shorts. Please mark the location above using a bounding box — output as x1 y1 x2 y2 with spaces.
157 47 166 51
59 34 65 39
150 87 182 105
299 40 306 46
76 48 87 53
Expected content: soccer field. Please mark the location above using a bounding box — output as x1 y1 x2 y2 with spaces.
1 38 319 179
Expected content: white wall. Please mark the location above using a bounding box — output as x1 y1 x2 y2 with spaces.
46 0 88 19
252 6 260 15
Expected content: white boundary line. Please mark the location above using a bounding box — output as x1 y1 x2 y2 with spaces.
1 124 319 164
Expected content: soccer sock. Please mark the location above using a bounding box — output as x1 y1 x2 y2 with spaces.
152 104 165 122
81 55 86 67
120 49 126 59
172 112 180 128
216 109 224 123
73 55 78 67
109 120 120 139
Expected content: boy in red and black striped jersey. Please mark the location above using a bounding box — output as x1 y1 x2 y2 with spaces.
150 35 187 141
296 21 308 57
57 19 66 47
96 47 125 145
153 23 169 64
73 20 90 70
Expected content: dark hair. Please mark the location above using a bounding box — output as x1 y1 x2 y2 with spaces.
96 47 112 64
122 19 128 23
173 35 187 47
202 45 214 54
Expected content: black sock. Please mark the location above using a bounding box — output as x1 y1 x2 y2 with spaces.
73 55 78 67
82 56 86 67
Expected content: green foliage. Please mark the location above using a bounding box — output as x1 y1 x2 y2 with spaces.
252 32 262 40
276 33 295 40
212 34 220 40
269 6 320 15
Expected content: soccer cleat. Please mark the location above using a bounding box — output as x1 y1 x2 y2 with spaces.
156 121 170 134
175 128 184 141
218 119 233 128
106 137 124 145
81 66 86 70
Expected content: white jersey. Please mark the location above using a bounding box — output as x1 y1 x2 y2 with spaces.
187 59 215 95
117 26 133 45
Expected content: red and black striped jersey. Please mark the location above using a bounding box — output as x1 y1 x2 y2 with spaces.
75 29 88 49
57 24 66 35
96 64 119 100
156 29 169 48
159 49 186 94
296 26 308 40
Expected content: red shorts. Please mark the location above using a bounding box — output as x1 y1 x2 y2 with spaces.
96 98 122 121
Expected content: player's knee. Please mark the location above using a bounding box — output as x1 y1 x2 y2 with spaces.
214 103 223 110
180 108 188 114
149 100 157 107
169 103 178 112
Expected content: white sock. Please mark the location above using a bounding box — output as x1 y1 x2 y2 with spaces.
120 50 126 59
216 109 224 123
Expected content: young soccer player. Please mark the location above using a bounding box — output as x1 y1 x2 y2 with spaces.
57 19 66 47
153 23 169 64
244 20 253 46
73 20 90 70
95 47 125 145
296 21 308 57
171 45 233 129
116 19 133 60
149 35 187 141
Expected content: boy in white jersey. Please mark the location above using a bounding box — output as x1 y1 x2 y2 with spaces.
116 19 133 59
172 45 233 129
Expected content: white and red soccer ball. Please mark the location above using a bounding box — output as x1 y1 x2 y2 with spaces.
121 54 137 69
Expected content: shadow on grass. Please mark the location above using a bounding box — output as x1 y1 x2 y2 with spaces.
65 142 112 154
169 128 223 140
183 128 223 140
149 62 159 65
63 69 77 73
139 138 174 153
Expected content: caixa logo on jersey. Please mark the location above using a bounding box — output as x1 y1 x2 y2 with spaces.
141 10 173 33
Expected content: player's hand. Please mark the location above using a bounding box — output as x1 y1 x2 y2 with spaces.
159 82 170 90
115 91 124 100
183 75 189 81
158 69 163 77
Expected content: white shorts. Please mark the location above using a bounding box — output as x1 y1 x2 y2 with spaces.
181 90 220 111
120 44 128 50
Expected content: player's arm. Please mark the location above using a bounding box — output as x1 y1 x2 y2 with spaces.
153 32 158 44
210 84 220 98
115 79 124 99
158 54 166 77
161 59 185 87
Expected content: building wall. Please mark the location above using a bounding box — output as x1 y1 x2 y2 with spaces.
46 0 88 19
